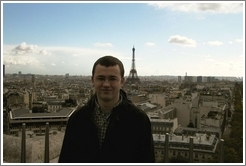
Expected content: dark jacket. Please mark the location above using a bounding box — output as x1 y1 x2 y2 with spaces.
58 89 155 163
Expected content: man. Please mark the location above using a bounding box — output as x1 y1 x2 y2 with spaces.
58 55 155 163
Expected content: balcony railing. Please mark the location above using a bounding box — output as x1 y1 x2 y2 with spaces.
19 123 225 163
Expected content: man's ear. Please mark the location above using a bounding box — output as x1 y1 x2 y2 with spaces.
121 77 126 85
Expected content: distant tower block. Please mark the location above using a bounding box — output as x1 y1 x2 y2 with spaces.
32 74 36 89
125 46 141 85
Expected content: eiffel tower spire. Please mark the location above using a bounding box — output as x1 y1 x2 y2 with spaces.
125 46 141 85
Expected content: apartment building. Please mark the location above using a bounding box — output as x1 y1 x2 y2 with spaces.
5 106 76 135
153 133 219 163
150 118 178 135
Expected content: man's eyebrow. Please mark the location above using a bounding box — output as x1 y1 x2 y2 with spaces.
96 75 118 77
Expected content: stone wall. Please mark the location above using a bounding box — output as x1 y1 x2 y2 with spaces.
3 132 64 163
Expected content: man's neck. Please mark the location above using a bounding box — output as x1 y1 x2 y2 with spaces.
97 98 119 114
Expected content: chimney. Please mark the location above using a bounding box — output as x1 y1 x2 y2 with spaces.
206 134 210 140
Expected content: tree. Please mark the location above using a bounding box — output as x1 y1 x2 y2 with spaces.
63 98 77 107
187 121 194 128
224 147 239 163
32 107 45 113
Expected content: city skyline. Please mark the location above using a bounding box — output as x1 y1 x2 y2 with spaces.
2 1 244 77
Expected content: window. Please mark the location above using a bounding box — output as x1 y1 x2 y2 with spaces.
195 153 198 158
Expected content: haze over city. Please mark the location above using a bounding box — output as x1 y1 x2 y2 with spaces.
2 1 244 77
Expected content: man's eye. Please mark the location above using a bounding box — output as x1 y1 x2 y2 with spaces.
109 77 118 81
96 77 105 81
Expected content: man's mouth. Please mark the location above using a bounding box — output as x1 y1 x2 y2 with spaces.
101 89 111 92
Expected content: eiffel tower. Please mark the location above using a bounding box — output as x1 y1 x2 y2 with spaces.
125 46 141 85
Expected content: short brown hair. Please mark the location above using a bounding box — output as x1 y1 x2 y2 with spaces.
92 55 125 77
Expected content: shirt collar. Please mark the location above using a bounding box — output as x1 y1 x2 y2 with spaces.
95 94 122 115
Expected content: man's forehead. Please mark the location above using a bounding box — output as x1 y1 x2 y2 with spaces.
96 63 119 68
94 64 121 75
95 64 120 70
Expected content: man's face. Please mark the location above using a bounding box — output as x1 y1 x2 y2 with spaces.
91 64 125 103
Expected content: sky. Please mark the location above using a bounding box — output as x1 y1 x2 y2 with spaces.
1 1 245 77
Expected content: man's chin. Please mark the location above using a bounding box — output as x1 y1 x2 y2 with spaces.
99 94 112 102
101 97 112 102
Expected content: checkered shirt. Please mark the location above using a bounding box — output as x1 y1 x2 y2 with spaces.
93 96 122 149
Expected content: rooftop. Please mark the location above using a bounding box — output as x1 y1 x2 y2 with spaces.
10 107 76 119
153 133 217 146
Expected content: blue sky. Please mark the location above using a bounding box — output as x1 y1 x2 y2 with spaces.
2 1 244 77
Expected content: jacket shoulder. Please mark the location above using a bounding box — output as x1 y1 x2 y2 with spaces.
120 101 149 120
67 104 92 122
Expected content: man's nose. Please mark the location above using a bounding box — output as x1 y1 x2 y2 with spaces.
102 79 110 86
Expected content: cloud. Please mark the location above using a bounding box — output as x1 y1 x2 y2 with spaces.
94 43 113 47
148 3 243 14
207 41 223 46
3 44 126 75
12 42 38 54
3 49 11 55
228 41 233 44
200 54 211 59
235 38 243 43
145 42 155 47
39 49 51 55
3 54 39 65
168 35 197 47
